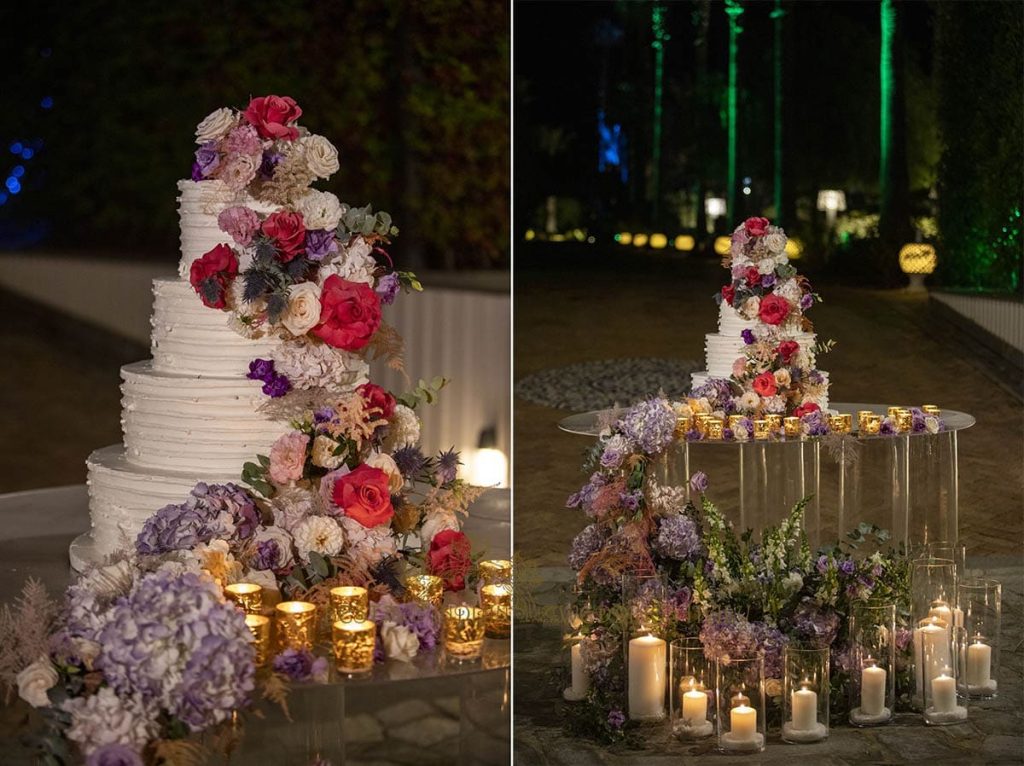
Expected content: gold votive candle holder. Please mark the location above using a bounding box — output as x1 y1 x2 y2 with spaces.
225 583 263 614
783 416 801 437
829 414 845 433
896 409 913 432
694 415 711 436
274 601 317 651
864 415 882 435
332 619 376 674
405 574 444 608
706 417 724 440
245 614 271 666
479 559 513 588
764 414 782 433
753 419 770 440
329 586 369 623
480 583 512 639
838 413 853 433
887 406 901 420
922 405 941 416
675 415 693 437
444 605 486 661
857 410 874 433
728 415 745 430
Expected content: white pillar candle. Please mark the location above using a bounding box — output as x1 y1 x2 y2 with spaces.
928 602 952 626
931 672 956 713
730 695 757 741
966 640 992 687
860 661 887 716
915 620 951 697
570 642 590 697
682 683 709 725
791 684 818 731
953 606 964 629
627 633 666 719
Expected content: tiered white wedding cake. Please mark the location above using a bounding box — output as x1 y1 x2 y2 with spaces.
77 182 292 566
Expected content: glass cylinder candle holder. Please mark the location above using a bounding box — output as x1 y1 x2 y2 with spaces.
923 627 967 724
911 558 957 630
329 586 369 623
274 601 317 652
716 654 766 753
782 646 829 743
848 602 896 726
753 419 770 441
245 614 271 667
783 416 801 438
224 583 263 614
622 573 667 721
669 638 715 740
958 578 1001 698
478 559 512 589
918 540 967 585
405 574 444 608
480 583 512 639
444 605 486 661
332 619 376 674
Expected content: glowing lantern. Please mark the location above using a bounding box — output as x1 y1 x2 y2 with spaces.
705 197 727 219
674 235 695 251
468 427 508 488
633 233 649 248
617 232 633 245
524 229 536 241
899 243 937 291
714 236 732 256
816 189 846 229
785 238 804 260
650 233 668 249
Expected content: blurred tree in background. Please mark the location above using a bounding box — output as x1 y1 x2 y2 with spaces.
0 0 509 270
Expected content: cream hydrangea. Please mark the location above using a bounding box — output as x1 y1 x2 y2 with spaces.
281 282 322 337
420 508 460 544
317 237 376 285
298 189 343 231
777 278 803 306
293 516 345 563
382 405 420 452
301 134 340 179
272 342 370 392
195 107 237 143
271 487 319 534
63 687 156 756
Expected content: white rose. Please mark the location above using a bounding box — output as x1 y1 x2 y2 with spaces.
738 391 761 411
17 658 58 708
774 368 792 388
298 189 343 231
281 282 322 336
302 134 340 179
764 230 787 254
365 452 405 493
740 296 761 320
293 516 345 563
380 621 420 662
925 415 940 434
311 434 345 469
382 405 420 451
757 258 775 275
420 509 460 543
195 107 237 144
775 253 790 267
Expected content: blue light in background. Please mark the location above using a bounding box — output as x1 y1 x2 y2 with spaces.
9 142 22 155
6 177 21 194
40 96 53 109
0 193 7 205
21 148 33 159
11 165 24 178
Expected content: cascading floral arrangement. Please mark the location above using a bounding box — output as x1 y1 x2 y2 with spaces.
563 397 913 742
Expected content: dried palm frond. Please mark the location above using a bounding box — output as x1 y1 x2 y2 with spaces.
259 673 292 721
0 579 59 701
365 322 406 376
150 739 208 766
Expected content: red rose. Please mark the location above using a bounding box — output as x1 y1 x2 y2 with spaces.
777 340 800 363
752 371 777 397
312 275 382 350
427 529 472 592
242 95 303 141
358 383 396 420
261 211 306 262
793 402 821 418
332 464 394 528
744 216 770 237
745 267 760 286
758 294 791 326
721 285 736 306
189 244 238 309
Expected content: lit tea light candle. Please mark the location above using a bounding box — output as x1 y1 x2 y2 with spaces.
896 409 913 432
966 635 995 692
274 601 317 652
444 605 486 661
329 585 369 623
480 583 512 639
727 414 745 431
244 614 270 667
783 416 801 438
627 632 666 720
857 410 874 432
864 415 882 435
478 559 513 587
887 406 901 420
838 413 853 433
706 417 724 440
404 574 444 608
332 619 376 674
224 582 263 614
922 405 941 416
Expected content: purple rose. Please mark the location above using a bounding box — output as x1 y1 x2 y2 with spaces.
375 273 401 305
689 471 709 494
194 142 220 179
305 229 339 262
838 558 856 576
761 273 776 288
86 743 144 766
273 648 328 683
247 358 276 383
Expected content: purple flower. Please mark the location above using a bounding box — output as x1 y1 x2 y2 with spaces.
569 523 607 570
620 490 642 512
816 555 830 574
259 151 282 180
305 229 338 262
741 328 756 345
618 399 677 455
263 373 292 398
313 406 336 424
86 743 143 766
371 597 441 656
838 558 856 576
273 648 328 683
760 273 776 288
135 482 259 555
653 515 702 561
880 417 897 436
253 539 282 571
667 586 693 621
194 142 220 178
689 471 709 494
190 162 204 182
375 273 401 305
801 410 830 437
800 293 814 311
791 601 840 646
607 709 626 729
393 446 428 477
435 448 461 485
247 358 276 383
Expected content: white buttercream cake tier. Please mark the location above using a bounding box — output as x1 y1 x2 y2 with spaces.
151 278 281 377
120 360 287 474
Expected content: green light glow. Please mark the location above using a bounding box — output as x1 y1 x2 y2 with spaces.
880 0 894 208
771 1 784 224
725 0 744 228
651 4 668 222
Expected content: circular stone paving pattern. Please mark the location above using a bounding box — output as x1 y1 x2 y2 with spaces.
515 357 699 411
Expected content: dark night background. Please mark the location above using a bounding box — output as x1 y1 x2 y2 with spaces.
515 0 1022 292
0 0 510 270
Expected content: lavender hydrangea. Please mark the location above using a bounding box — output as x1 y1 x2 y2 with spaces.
690 378 733 409
652 515 702 561
85 743 144 766
791 601 840 646
569 523 607 571
94 570 255 732
566 471 608 517
272 648 329 683
371 597 441 654
699 610 788 678
136 482 258 555
618 398 677 455
305 229 338 262
800 410 830 437
599 434 631 469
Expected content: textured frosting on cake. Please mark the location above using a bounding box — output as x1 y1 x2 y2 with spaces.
151 278 281 376
176 179 276 279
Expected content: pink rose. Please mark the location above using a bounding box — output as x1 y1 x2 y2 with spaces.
242 95 303 141
189 244 238 309
218 206 261 246
758 294 791 326
427 530 472 592
777 340 800 363
732 357 747 378
268 431 310 485
261 211 307 262
744 217 770 237
312 275 382 350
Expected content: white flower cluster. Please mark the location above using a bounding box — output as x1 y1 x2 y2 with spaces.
382 405 421 452
293 515 345 562
272 341 370 392
317 236 377 286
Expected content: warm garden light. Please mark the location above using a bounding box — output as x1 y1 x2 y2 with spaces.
633 233 649 248
617 232 633 245
705 197 727 220
650 233 668 249
469 426 508 487
785 238 804 259
524 229 535 241
899 243 937 291
713 236 732 256
817 189 847 229
674 235 695 251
